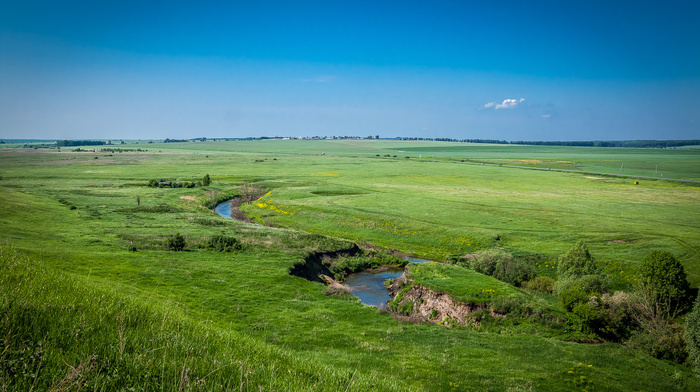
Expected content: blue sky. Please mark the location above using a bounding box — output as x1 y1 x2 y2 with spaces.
1 0 699 141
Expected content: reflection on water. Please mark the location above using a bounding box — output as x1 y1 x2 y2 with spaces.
214 201 233 219
344 269 404 308
403 257 433 264
344 258 435 307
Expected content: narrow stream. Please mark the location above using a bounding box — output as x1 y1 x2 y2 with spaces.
343 269 404 309
344 257 433 308
214 200 234 219
215 201 435 308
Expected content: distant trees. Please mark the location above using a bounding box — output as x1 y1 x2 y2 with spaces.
148 176 208 188
56 140 106 147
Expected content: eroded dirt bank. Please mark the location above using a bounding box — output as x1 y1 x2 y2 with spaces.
289 244 362 283
387 273 504 326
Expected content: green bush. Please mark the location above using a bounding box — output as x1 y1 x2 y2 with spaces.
592 291 639 341
493 257 536 286
206 235 242 252
558 275 610 312
575 274 610 295
465 249 535 286
628 321 688 363
685 295 700 375
572 301 607 334
523 276 555 293
467 249 504 276
202 174 211 186
165 233 186 251
559 285 590 312
557 241 599 279
637 250 691 316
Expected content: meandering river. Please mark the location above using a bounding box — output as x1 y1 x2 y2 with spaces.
215 201 433 307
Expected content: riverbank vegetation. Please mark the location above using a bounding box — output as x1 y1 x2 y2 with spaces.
1 140 699 391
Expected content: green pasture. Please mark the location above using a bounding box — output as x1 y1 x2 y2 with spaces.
1 142 699 391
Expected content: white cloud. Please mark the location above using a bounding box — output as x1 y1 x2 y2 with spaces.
542 114 551 118
484 98 525 110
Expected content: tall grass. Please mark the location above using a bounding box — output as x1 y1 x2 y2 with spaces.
0 245 413 391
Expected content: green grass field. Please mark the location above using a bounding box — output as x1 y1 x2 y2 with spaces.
1 140 699 391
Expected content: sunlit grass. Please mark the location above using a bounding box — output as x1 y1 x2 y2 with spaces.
1 142 699 391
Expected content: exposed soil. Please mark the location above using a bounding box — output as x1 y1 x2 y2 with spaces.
291 246 509 327
387 273 504 326
227 197 252 222
289 244 362 283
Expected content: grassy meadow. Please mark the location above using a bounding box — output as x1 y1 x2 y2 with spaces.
1 140 699 391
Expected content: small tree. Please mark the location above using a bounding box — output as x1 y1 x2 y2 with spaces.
206 235 242 252
637 250 690 316
165 233 186 251
557 241 598 279
202 174 211 186
685 295 700 375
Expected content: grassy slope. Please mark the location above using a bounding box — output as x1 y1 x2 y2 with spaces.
1 144 699 391
0 246 412 392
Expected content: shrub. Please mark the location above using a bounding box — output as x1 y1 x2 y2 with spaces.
572 301 607 333
493 257 535 286
165 233 186 251
580 292 640 340
523 276 555 293
467 249 505 276
575 274 610 295
206 235 242 252
148 179 158 187
557 241 599 279
466 249 534 286
558 275 610 312
637 250 691 316
559 285 590 312
597 291 639 340
202 174 211 186
628 321 687 363
685 295 700 375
